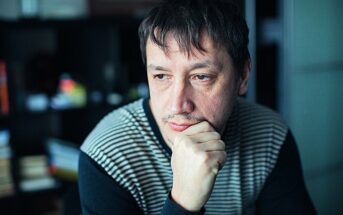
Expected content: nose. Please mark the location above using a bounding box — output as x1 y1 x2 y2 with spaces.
170 79 194 114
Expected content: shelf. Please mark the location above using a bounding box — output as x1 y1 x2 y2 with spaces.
0 4 146 212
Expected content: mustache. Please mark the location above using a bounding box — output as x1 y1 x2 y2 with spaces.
161 113 204 123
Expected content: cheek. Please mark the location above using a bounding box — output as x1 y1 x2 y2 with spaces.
149 87 168 120
209 97 233 132
202 96 227 121
149 79 160 105
196 82 236 129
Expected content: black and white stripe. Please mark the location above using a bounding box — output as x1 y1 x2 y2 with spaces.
81 98 288 215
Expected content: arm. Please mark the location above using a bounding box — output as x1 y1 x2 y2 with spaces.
256 131 317 214
167 121 226 213
78 151 200 215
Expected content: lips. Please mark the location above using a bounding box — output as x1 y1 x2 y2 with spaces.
168 122 194 132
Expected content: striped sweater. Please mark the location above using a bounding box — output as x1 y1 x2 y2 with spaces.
81 97 288 214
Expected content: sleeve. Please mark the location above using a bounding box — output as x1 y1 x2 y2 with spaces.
78 151 143 215
161 193 205 215
78 151 201 215
255 130 317 215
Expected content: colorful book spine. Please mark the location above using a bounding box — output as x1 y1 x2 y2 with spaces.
0 60 9 115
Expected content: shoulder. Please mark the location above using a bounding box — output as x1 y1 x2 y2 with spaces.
236 97 288 137
225 99 291 199
80 99 149 162
232 98 290 177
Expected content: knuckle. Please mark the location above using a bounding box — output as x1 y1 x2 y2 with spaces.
212 132 221 139
219 140 226 149
220 151 227 163
200 151 210 163
213 168 219 175
191 144 201 154
182 137 196 152
201 121 212 131
210 140 225 150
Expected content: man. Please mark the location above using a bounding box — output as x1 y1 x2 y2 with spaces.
78 0 316 214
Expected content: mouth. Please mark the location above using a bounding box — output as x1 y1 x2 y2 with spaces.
167 122 195 132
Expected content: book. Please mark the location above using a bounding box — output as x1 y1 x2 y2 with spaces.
0 130 10 147
0 60 9 115
0 158 14 198
19 155 57 192
0 130 14 198
0 146 11 159
0 182 14 197
19 176 58 192
46 138 80 181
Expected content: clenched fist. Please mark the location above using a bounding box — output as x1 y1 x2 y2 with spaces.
171 121 227 212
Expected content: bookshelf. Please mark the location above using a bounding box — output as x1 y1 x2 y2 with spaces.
0 6 153 214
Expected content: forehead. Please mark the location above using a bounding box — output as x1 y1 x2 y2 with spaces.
146 33 229 65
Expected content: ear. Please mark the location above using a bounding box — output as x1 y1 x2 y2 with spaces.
238 59 251 96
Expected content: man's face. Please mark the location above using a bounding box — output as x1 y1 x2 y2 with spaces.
146 34 242 146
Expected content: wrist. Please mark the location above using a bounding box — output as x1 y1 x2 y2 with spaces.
171 188 202 212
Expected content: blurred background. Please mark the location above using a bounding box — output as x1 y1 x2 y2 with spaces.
0 0 342 214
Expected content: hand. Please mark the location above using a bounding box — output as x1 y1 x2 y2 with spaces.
170 121 227 212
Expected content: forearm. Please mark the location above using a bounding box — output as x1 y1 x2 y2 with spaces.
79 151 206 215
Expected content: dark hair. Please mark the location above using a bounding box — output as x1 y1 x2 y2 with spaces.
138 0 250 77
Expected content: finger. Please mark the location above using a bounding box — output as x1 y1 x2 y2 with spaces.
206 151 227 175
189 131 221 143
197 140 225 152
173 133 189 148
182 121 216 135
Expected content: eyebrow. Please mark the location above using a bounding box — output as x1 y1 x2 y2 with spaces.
190 61 213 70
147 64 168 71
148 60 222 72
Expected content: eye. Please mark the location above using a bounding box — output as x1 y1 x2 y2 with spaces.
153 74 169 80
192 74 211 81
197 75 210 80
